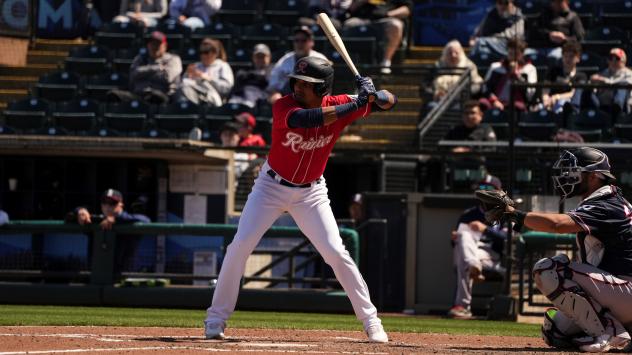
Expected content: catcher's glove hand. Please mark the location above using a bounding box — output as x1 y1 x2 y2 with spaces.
475 189 516 224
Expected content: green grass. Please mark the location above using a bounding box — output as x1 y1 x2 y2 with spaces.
0 305 539 337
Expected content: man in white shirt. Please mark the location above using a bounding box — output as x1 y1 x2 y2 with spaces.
266 26 328 104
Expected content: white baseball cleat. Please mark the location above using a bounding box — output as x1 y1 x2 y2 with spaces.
366 324 389 343
204 321 225 340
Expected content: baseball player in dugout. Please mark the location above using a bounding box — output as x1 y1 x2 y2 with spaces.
476 147 632 353
204 56 397 342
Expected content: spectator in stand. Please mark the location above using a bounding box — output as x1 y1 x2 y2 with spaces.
584 48 632 117
444 100 497 153
228 44 273 109
234 112 266 147
267 26 328 104
169 0 222 31
108 31 182 104
300 0 352 30
542 39 586 114
220 121 241 147
528 0 584 60
447 175 507 319
177 38 234 106
344 0 413 74
469 0 524 58
480 38 537 112
0 208 8 225
114 0 168 27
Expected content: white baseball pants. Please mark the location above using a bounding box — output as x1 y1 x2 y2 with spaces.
206 162 381 330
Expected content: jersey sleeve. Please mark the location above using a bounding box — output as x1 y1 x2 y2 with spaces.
567 202 616 238
272 96 301 130
329 94 372 126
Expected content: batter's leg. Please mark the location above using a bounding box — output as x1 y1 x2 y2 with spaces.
206 175 286 327
288 183 380 331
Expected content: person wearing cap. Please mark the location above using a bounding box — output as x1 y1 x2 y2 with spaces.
585 48 632 117
266 26 328 104
169 0 221 31
177 38 233 106
527 0 584 60
72 189 150 230
109 31 182 104
234 112 266 147
219 121 241 147
228 43 273 108
344 0 413 74
114 0 168 27
447 174 507 319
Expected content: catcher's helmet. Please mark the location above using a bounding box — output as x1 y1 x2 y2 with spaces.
552 147 616 200
288 56 333 97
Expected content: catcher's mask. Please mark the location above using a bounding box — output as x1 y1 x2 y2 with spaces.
552 147 616 201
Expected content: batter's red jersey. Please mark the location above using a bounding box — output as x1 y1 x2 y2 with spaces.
268 94 371 184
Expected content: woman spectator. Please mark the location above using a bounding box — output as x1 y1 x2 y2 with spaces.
113 0 168 27
177 38 234 106
542 39 586 114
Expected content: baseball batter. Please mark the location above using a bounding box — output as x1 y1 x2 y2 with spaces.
477 147 632 353
204 56 397 343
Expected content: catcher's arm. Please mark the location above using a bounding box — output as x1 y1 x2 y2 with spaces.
509 207 583 234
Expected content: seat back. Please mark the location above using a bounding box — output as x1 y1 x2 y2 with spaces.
264 0 309 25
154 101 202 135
65 45 111 75
103 100 150 134
482 108 509 140
36 71 81 102
3 97 51 132
340 25 379 64
217 0 259 25
241 23 287 51
85 72 129 101
95 21 142 49
153 20 192 52
52 98 99 133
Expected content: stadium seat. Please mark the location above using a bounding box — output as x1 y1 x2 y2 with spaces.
482 108 510 140
95 21 143 50
515 0 542 18
151 101 203 138
525 51 551 69
241 23 288 51
216 0 259 25
102 100 150 136
2 97 51 133
112 47 147 74
204 103 252 133
65 45 110 76
190 22 240 53
263 0 308 26
600 2 632 32
576 51 604 74
468 51 502 73
35 71 81 102
84 72 129 102
340 25 379 65
150 20 192 53
52 98 100 135
613 113 632 142
180 46 199 67
254 117 272 144
228 47 252 69
518 110 558 141
582 26 627 56
567 109 611 142
569 0 594 28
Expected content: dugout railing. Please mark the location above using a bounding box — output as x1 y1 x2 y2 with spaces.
0 221 359 288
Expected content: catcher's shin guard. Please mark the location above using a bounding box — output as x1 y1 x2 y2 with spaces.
533 255 606 337
541 308 583 349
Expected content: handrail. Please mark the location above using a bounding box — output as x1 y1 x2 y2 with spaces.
418 68 471 147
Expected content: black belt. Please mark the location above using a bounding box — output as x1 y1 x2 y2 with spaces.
267 169 318 188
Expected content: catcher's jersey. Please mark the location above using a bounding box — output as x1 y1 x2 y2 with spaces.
268 94 370 184
567 185 632 276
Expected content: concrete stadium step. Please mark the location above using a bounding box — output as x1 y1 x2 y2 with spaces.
368 110 419 123
392 97 423 111
0 89 29 103
0 64 59 77
27 50 69 65
0 76 38 90
379 84 419 97
407 46 443 60
346 123 418 144
32 38 89 52
403 58 436 66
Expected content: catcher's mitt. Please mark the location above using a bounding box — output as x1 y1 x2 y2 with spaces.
475 190 516 224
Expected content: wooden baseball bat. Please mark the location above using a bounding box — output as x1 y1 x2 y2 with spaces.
316 13 361 79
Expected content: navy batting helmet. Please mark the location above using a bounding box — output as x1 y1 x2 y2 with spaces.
288 56 333 97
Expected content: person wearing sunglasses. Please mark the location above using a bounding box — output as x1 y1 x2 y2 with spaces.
587 48 632 118
267 26 328 104
447 174 507 319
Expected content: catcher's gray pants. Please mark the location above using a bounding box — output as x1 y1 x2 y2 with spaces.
453 227 500 309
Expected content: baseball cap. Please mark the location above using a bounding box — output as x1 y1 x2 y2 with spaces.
293 25 313 39
609 48 626 62
235 112 256 129
253 43 271 56
101 189 123 204
476 175 502 191
147 31 167 45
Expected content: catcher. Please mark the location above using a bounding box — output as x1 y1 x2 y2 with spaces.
476 147 632 353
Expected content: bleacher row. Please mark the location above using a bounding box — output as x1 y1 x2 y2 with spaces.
1 98 271 143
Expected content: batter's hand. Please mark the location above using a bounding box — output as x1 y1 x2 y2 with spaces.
356 76 376 97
